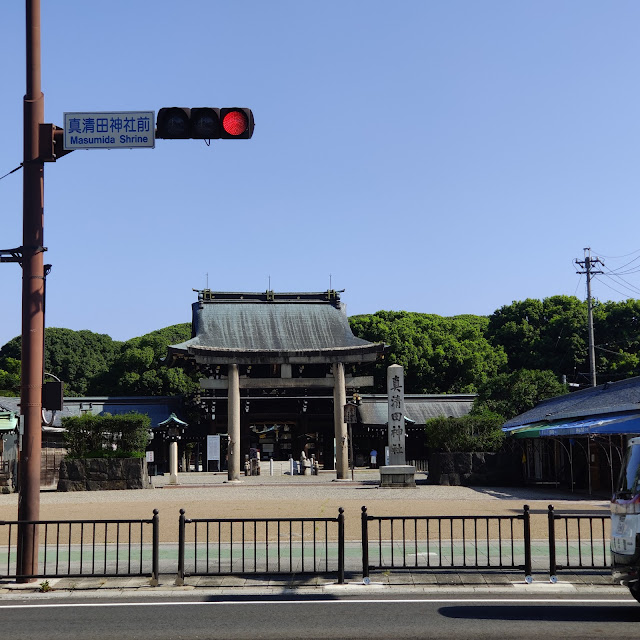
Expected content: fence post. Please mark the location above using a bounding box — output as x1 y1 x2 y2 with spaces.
337 507 345 584
175 509 186 586
361 506 370 583
548 504 557 583
523 504 533 583
150 509 159 587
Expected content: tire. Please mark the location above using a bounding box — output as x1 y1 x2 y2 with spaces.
629 582 640 604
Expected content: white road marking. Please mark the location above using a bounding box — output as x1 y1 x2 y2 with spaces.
0 598 635 609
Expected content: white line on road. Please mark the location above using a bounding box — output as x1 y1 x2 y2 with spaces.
0 598 636 610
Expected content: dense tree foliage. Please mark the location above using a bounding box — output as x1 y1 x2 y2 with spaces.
472 368 567 420
593 299 640 378
486 296 588 377
0 328 120 396
96 324 196 396
0 357 20 396
0 323 195 398
349 311 507 393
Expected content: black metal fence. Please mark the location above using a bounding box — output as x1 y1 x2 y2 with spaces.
361 505 533 581
0 505 610 584
547 504 610 581
0 510 159 582
175 508 345 585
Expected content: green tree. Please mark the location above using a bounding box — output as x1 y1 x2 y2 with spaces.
0 357 20 396
594 299 640 379
102 323 197 396
350 311 506 393
487 296 588 377
473 368 567 420
0 328 119 396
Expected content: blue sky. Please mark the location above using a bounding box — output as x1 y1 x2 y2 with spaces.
2 1 640 347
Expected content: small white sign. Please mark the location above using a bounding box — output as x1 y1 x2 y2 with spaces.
63 111 155 150
145 451 154 463
207 435 221 461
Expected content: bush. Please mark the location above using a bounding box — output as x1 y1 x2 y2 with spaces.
62 412 151 459
424 411 505 453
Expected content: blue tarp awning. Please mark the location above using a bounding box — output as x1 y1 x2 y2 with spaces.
503 413 640 438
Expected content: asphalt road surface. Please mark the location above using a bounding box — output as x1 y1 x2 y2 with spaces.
1 594 639 639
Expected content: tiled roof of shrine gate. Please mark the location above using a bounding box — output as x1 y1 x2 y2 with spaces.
166 290 386 365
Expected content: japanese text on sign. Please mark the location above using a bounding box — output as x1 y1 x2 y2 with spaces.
63 111 155 150
387 365 406 464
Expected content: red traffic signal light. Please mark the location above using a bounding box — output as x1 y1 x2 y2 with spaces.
156 107 254 140
220 108 254 139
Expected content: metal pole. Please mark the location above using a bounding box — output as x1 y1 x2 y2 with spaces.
17 0 45 582
337 507 345 585
151 509 159 586
548 504 557 583
175 509 186 586
522 504 532 583
585 255 597 387
361 506 370 582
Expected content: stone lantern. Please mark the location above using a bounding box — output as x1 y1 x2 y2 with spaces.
158 413 188 485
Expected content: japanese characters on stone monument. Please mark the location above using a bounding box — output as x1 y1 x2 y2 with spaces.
379 363 415 487
387 364 406 465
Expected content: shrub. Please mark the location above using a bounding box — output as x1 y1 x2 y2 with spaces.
62 412 151 459
424 411 505 453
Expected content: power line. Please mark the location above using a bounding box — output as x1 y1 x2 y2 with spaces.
599 268 640 296
595 277 631 300
591 247 640 260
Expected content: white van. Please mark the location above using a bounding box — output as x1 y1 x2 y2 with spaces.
611 436 640 602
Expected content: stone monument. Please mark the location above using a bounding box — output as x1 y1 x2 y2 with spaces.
379 364 416 488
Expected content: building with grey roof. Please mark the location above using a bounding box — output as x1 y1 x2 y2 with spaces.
502 376 640 494
166 289 387 481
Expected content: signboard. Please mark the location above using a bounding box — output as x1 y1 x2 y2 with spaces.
387 364 406 466
145 451 154 463
207 435 221 462
343 403 357 424
63 111 155 150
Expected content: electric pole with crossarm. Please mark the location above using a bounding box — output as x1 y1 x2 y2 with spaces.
575 248 604 387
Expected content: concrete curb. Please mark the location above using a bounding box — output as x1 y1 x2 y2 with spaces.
0 574 628 599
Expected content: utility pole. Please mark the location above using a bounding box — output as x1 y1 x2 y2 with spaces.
16 0 45 581
575 248 604 388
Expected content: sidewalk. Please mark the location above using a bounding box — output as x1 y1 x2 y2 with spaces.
0 569 625 599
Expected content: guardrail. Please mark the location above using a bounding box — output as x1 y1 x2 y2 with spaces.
175 508 345 585
0 510 159 582
547 504 610 581
0 505 610 584
361 505 533 582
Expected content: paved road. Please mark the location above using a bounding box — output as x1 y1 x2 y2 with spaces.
1 593 639 639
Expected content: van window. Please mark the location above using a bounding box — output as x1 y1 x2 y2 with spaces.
617 443 640 493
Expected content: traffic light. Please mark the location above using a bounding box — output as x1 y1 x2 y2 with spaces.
156 107 254 139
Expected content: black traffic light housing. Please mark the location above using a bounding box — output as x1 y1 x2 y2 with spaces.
156 107 254 140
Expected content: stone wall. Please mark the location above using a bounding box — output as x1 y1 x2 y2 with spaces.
57 458 149 491
427 451 521 486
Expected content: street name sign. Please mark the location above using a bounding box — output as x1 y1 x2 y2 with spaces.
63 111 155 150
